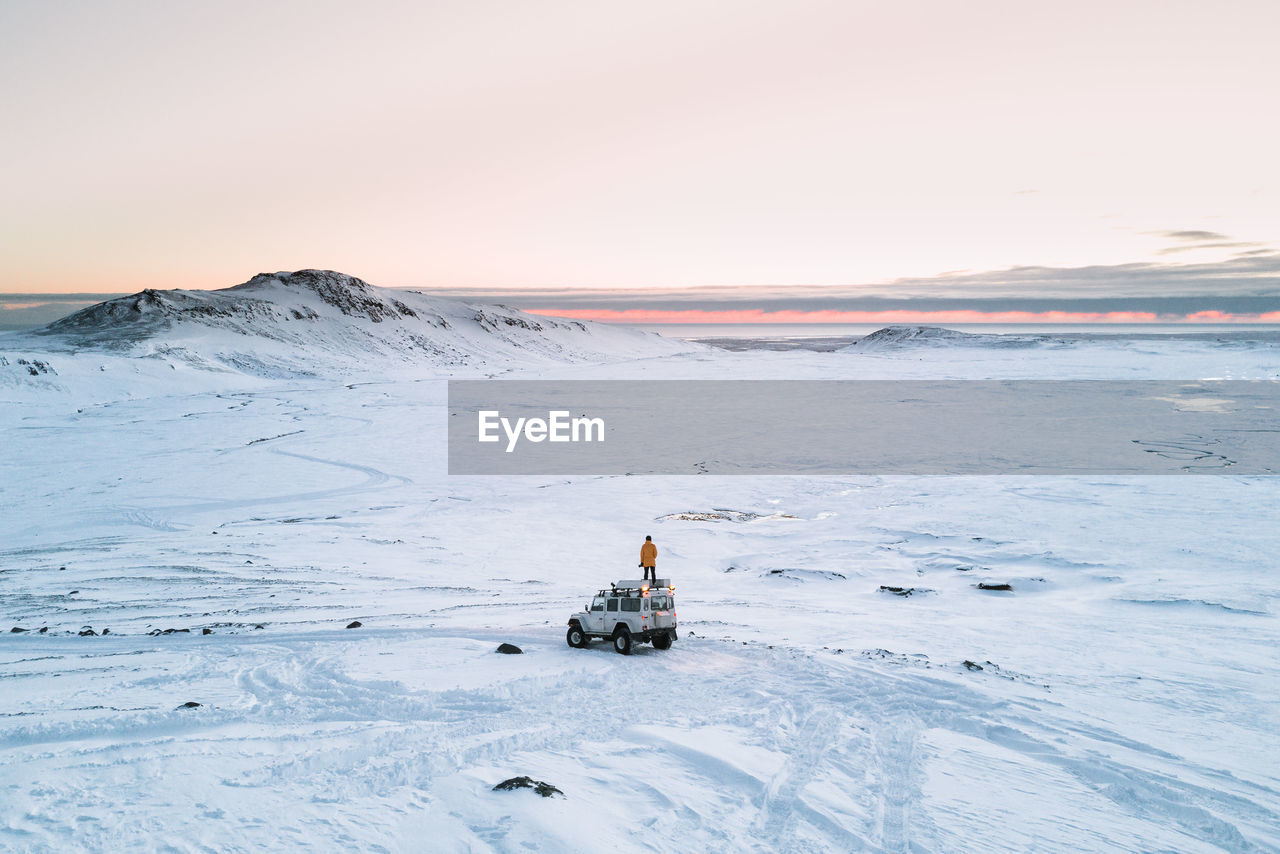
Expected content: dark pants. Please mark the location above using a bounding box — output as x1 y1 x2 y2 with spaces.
643 566 656 582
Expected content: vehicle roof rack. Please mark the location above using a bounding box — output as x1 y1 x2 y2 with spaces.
608 579 672 595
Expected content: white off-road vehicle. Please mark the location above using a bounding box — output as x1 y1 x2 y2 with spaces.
566 579 678 655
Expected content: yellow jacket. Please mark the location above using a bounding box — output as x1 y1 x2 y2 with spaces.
641 542 657 566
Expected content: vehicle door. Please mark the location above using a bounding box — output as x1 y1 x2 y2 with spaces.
619 595 642 634
605 596 622 633
649 592 673 630
584 595 607 633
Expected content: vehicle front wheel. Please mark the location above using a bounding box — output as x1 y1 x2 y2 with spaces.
613 627 632 655
652 631 672 650
566 625 587 649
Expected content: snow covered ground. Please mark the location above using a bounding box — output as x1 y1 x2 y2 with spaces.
2 275 1278 852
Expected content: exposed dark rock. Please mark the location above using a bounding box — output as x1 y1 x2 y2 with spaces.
202 628 213 635
38 627 48 634
495 643 523 654
963 660 984 671
492 776 562 798
69 590 79 595
236 270 404 323
10 627 28 633
879 586 915 597
977 582 1014 591
254 624 265 630
101 628 110 635
346 621 362 629
149 628 192 636
176 701 202 709
79 627 97 636
474 310 544 333
16 358 55 375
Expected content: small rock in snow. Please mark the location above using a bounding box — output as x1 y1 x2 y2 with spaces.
346 621 362 629
977 582 1013 592
879 585 915 597
963 660 985 671
176 701 202 710
495 643 523 654
492 776 562 798
10 627 28 633
79 627 97 636
202 628 213 635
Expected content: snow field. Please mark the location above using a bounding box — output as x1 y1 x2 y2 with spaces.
2 318 1279 851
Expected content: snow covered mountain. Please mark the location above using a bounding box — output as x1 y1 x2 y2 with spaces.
21 269 689 377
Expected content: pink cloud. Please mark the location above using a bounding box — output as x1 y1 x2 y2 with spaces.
526 308 1181 324
526 308 1280 324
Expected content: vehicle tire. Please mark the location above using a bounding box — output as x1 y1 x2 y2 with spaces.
652 631 672 650
613 627 632 655
566 625 587 649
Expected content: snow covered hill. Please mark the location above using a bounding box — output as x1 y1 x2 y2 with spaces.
844 325 1058 350
9 269 690 382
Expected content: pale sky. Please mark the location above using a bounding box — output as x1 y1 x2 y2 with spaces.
2 0 1277 294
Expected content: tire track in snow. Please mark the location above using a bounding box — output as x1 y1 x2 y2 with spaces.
753 707 869 852
223 637 1278 851
9 631 1277 852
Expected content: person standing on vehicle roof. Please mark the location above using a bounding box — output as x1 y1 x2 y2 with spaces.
640 536 657 583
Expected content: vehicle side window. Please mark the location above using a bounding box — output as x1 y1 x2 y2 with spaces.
606 599 618 612
621 599 640 612
591 596 605 611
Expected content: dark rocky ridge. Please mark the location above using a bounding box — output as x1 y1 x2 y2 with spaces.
226 270 421 323
40 270 436 343
849 325 1058 350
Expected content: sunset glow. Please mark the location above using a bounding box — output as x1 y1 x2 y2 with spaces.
2 1 1278 296
527 308 1280 325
